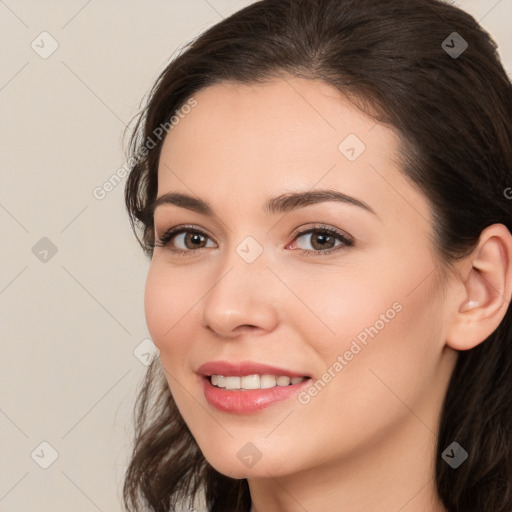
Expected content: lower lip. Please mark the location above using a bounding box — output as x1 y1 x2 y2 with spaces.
201 376 312 414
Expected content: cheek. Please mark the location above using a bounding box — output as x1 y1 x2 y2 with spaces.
297 246 440 365
277 261 405 361
283 252 443 408
296 267 444 436
144 261 199 360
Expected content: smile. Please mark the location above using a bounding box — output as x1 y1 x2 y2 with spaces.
210 374 307 389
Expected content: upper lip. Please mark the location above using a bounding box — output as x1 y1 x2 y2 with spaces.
197 360 311 378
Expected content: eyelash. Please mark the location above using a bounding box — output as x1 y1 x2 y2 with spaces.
153 223 354 257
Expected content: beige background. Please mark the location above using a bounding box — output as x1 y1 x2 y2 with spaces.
1 1 511 511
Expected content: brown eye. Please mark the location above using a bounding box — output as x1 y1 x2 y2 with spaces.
289 225 354 256
154 223 353 257
298 231 337 250
180 231 209 250
154 226 215 253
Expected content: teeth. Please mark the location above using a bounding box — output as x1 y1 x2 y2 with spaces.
276 376 291 386
241 374 260 389
210 374 307 390
261 374 276 388
225 376 241 390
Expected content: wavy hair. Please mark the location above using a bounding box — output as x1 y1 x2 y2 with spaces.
123 0 512 510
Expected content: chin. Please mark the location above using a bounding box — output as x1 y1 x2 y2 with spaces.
200 446 297 480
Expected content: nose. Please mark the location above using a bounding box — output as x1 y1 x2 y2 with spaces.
201 249 280 339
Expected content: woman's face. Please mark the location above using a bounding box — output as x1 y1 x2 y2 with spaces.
144 77 457 479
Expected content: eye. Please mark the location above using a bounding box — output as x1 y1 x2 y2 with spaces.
153 223 354 256
153 225 215 254
287 224 354 256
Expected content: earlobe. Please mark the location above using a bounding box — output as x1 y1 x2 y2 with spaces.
446 224 512 351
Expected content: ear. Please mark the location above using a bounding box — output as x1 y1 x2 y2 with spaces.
446 223 512 351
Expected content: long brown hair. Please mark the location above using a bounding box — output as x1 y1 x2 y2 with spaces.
123 1 512 510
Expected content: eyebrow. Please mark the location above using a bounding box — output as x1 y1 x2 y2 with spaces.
148 189 376 217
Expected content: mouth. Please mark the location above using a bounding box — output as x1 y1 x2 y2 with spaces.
197 361 313 413
209 374 309 390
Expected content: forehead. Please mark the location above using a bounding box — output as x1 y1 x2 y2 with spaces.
161 77 383 162
156 77 430 229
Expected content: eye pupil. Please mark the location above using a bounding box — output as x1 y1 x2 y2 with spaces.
187 232 206 248
312 232 334 250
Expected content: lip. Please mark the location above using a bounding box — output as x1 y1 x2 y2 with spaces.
197 360 313 414
197 360 312 379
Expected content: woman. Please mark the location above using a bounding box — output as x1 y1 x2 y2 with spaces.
123 0 512 510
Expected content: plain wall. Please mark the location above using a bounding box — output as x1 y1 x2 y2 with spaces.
1 1 511 510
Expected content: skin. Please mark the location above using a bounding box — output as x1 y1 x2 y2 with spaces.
144 76 512 512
